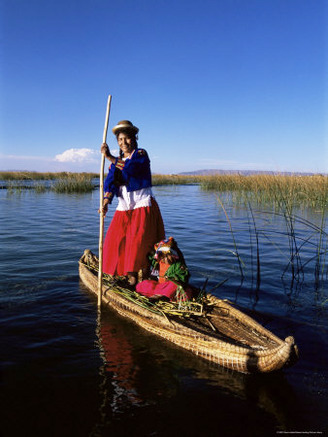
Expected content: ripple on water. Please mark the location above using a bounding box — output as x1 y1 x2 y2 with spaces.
1 185 327 436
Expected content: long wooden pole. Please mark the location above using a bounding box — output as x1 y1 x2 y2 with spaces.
98 94 112 307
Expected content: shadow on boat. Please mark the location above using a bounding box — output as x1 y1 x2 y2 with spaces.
83 289 302 435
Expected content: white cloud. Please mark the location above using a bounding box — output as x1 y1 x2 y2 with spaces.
55 148 98 163
0 147 121 172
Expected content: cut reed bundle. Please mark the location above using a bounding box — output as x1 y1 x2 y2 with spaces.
81 260 203 318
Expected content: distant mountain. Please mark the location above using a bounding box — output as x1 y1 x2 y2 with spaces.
178 169 321 176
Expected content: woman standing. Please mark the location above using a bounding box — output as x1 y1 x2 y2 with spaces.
99 120 165 285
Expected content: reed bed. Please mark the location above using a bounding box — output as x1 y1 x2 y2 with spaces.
152 174 203 185
2 172 327 207
2 172 97 193
0 171 98 180
215 192 328 296
51 174 94 193
200 174 328 208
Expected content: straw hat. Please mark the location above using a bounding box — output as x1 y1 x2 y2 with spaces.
112 120 139 135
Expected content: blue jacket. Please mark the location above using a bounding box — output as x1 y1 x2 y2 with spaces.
104 148 152 198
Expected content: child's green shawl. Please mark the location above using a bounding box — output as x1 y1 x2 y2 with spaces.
149 255 190 285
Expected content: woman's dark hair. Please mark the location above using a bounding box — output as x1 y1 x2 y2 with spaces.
115 129 138 159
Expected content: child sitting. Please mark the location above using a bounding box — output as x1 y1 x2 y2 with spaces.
136 237 192 301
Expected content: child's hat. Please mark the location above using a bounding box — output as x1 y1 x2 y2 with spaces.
154 237 179 260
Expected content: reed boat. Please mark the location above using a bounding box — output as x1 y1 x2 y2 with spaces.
79 249 298 374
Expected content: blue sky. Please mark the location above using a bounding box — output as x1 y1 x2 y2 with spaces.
1 0 327 174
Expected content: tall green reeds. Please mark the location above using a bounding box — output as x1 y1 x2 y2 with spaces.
152 174 203 185
204 174 327 293
2 172 327 205
2 172 96 193
0 171 98 181
216 195 328 298
217 196 245 280
201 174 328 208
51 174 94 193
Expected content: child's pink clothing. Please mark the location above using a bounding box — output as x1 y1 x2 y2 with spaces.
136 280 192 301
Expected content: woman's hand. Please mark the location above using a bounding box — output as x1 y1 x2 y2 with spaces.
101 142 115 163
98 202 109 217
101 143 110 158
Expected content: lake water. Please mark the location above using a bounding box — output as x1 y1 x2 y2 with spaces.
1 185 327 436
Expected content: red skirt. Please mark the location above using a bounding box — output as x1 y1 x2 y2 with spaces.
103 197 165 276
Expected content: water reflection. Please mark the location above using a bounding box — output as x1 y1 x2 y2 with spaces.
91 306 301 436
1 186 327 435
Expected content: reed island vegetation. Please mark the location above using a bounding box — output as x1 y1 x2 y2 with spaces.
153 173 328 210
1 171 327 207
1 171 97 194
198 173 328 208
0 171 99 180
2 170 327 292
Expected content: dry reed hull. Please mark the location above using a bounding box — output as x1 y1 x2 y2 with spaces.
79 251 298 374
